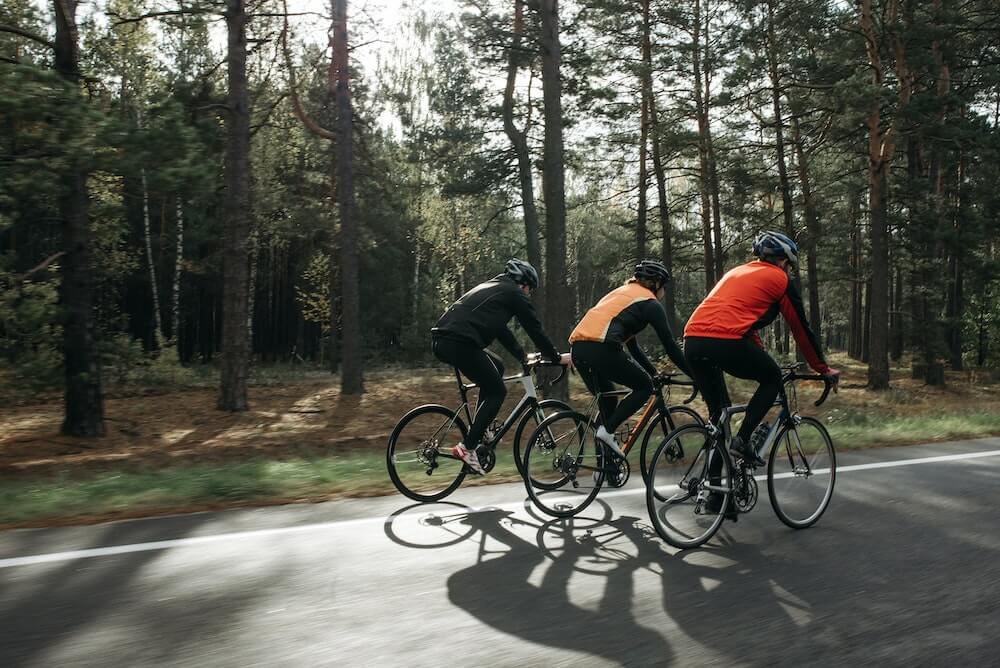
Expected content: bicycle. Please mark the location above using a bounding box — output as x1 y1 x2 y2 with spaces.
386 353 570 502
521 373 704 518
645 364 837 549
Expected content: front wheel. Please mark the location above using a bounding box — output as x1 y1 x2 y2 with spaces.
639 405 706 483
386 405 468 502
512 399 572 475
767 416 836 529
522 411 604 518
646 424 731 549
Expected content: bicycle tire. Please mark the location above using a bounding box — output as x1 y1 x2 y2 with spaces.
512 399 572 475
767 416 836 529
386 404 469 502
638 405 706 483
645 424 731 549
522 410 605 518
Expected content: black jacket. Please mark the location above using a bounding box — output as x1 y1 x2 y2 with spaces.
431 275 559 362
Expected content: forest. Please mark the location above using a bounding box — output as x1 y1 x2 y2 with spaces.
2 0 998 436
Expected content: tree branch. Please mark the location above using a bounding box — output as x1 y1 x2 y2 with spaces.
280 0 336 141
0 23 54 49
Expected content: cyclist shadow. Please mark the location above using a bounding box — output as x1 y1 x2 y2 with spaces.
445 504 674 666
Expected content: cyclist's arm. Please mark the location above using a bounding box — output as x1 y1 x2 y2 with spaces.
510 289 560 360
496 325 527 363
626 337 658 377
778 280 831 374
643 300 693 377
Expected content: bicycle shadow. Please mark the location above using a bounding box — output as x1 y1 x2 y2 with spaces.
445 505 674 666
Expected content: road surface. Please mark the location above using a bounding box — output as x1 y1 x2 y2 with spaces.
2 437 1000 666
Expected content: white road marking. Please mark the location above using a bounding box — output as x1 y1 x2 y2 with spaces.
2 447 1000 570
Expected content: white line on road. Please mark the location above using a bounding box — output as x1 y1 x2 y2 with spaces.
3 447 1000 570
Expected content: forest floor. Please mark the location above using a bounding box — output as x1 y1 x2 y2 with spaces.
2 353 999 528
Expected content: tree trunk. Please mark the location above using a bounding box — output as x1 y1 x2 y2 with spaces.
172 195 184 352
54 0 104 437
645 12 678 332
790 111 822 338
140 167 164 348
218 0 252 411
540 0 570 397
334 0 363 394
692 0 714 292
502 0 542 277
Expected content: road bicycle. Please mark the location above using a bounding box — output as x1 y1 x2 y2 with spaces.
521 373 704 518
645 364 837 549
387 353 569 502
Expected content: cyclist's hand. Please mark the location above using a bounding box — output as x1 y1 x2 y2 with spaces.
559 352 574 369
825 368 841 393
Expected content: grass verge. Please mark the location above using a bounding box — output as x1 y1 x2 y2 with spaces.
2 409 999 529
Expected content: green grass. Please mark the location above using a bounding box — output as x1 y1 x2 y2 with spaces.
3 408 998 528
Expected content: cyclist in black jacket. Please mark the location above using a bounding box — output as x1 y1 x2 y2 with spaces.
431 259 562 474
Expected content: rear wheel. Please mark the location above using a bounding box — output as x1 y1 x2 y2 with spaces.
639 405 705 483
386 405 468 502
646 424 731 549
767 417 836 529
522 411 604 518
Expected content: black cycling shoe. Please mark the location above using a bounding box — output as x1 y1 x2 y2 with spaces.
729 436 764 467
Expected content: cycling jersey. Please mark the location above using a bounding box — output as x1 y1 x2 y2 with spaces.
683 261 829 374
432 275 559 362
569 281 689 376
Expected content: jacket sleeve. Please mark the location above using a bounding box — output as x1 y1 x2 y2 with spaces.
626 337 658 377
644 300 693 376
496 325 527 363
511 288 560 360
778 280 830 374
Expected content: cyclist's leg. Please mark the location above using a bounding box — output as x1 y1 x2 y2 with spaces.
683 337 730 425
715 339 781 443
571 342 617 426
577 343 651 433
432 338 507 450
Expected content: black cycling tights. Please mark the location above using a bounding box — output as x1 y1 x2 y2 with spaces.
432 337 506 450
684 336 782 443
571 340 653 433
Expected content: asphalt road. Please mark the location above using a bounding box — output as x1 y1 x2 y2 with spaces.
2 437 1000 667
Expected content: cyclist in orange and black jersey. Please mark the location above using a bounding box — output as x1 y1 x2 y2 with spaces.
684 231 840 468
569 260 693 457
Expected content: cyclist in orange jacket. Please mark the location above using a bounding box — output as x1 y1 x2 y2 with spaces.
684 231 840 470
569 260 693 457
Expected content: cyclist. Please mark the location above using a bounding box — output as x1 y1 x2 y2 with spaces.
431 259 562 475
684 231 839 479
569 260 693 458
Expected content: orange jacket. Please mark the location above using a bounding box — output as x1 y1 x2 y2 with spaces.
684 261 829 373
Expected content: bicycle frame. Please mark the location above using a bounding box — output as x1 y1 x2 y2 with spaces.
452 369 548 449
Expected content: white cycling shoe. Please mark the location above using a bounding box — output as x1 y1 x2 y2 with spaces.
595 426 625 458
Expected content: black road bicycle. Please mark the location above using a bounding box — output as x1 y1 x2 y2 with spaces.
387 353 569 502
645 364 837 549
521 373 704 518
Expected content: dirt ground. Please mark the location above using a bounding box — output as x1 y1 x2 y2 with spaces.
1 359 997 477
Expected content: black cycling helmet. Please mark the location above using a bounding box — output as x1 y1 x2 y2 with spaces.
505 258 539 289
752 230 799 266
634 259 670 287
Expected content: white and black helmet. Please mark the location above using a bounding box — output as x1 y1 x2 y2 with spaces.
752 230 799 266
505 258 539 289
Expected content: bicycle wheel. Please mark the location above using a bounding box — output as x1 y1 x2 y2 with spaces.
639 405 705 483
512 399 572 475
386 404 468 502
767 416 836 529
645 424 731 549
522 411 605 518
